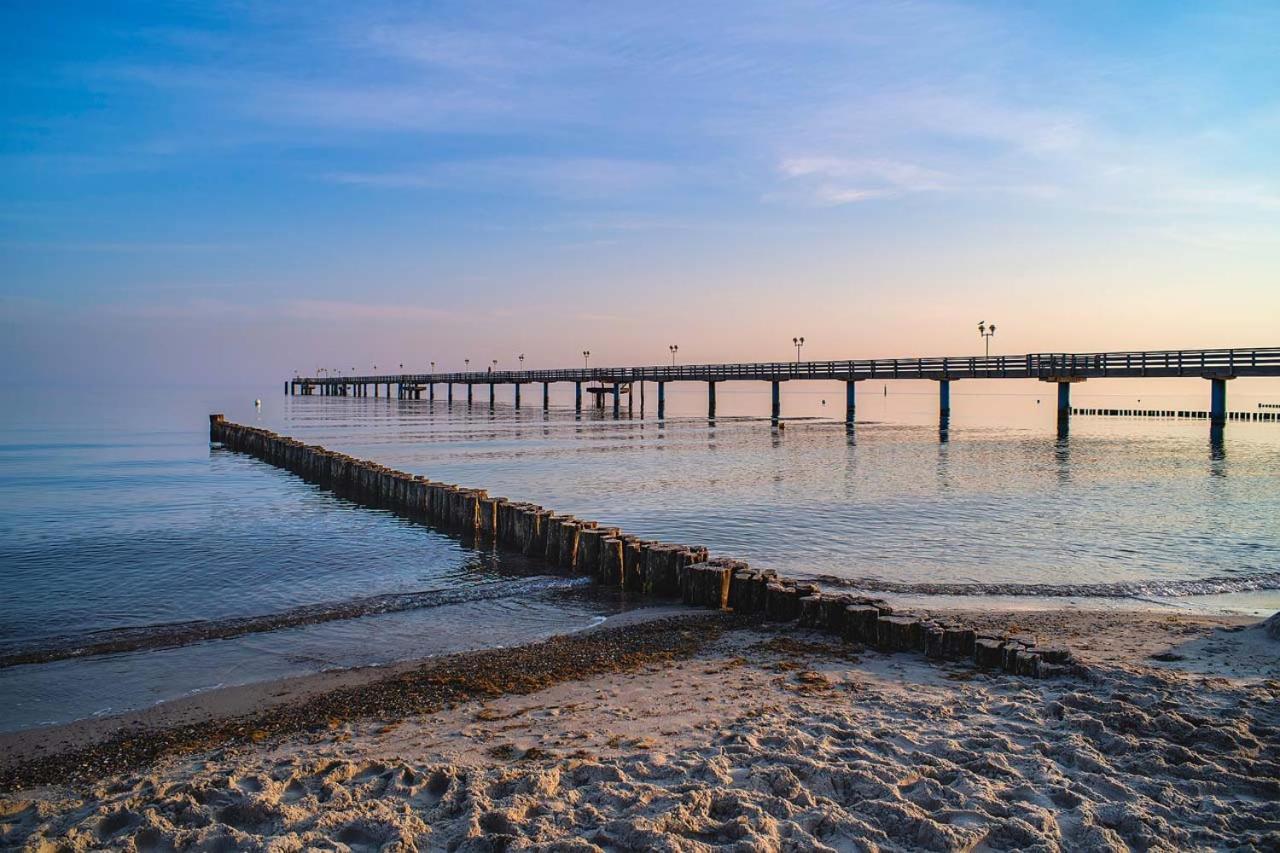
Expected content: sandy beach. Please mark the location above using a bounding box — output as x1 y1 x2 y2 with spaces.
3 607 1277 851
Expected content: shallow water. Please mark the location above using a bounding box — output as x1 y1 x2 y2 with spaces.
1 378 1278 731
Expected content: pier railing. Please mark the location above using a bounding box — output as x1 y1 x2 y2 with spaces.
297 347 1280 386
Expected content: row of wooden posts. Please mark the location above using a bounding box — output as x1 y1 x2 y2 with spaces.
210 414 1073 678
1071 407 1278 422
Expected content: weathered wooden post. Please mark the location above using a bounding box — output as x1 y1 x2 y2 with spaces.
707 381 717 418
575 381 582 412
845 380 857 424
601 538 625 586
657 381 666 419
514 383 521 408
543 382 550 410
467 384 473 405
612 382 621 417
939 378 951 417
771 380 781 419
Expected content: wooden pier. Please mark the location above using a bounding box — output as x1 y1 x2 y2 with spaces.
288 346 1280 428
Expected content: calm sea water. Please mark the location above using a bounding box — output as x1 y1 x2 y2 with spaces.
2 378 1279 732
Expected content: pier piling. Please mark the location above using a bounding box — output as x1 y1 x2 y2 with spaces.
658 382 666 419
707 381 717 419
771 380 781 420
845 380 857 424
1210 377 1228 425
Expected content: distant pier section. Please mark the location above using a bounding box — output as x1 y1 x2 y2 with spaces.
288 347 1280 427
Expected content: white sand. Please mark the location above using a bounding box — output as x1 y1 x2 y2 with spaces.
3 610 1278 851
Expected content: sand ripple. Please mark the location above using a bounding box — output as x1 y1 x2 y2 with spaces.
5 647 1278 851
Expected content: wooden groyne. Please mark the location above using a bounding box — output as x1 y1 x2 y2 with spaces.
1070 407 1278 421
210 414 1074 677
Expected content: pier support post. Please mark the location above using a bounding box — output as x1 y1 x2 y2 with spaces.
448 384 454 404
939 379 951 418
771 380 781 420
514 383 521 408
658 381 666 419
575 381 582 413
542 382 550 410
1210 377 1228 425
612 383 621 417
489 383 495 408
1040 376 1084 430
428 383 434 401
467 384 473 405
845 380 857 424
708 381 717 419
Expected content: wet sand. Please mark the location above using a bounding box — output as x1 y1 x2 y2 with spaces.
3 608 1277 850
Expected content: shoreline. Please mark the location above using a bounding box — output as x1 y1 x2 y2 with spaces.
1 606 1268 791
0 609 727 791
4 605 1276 850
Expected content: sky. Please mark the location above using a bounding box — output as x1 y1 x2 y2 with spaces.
2 1 1278 385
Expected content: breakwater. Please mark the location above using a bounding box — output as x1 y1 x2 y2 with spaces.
210 414 1073 677
1070 407 1278 421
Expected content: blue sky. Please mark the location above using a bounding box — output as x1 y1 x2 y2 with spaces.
2 1 1278 384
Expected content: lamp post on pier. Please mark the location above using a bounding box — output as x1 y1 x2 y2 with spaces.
669 344 678 366
793 336 805 362
519 353 525 370
583 350 591 368
978 321 996 358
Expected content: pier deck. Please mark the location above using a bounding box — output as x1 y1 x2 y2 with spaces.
289 346 1280 427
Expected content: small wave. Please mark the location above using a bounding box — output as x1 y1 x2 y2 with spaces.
808 571 1280 600
0 576 589 669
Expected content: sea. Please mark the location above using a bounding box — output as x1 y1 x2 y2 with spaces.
2 377 1278 732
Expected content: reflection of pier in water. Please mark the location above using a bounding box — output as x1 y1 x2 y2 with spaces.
289 347 1280 434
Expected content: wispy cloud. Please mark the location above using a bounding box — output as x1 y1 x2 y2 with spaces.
775 156 948 205
326 157 678 199
281 299 464 324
